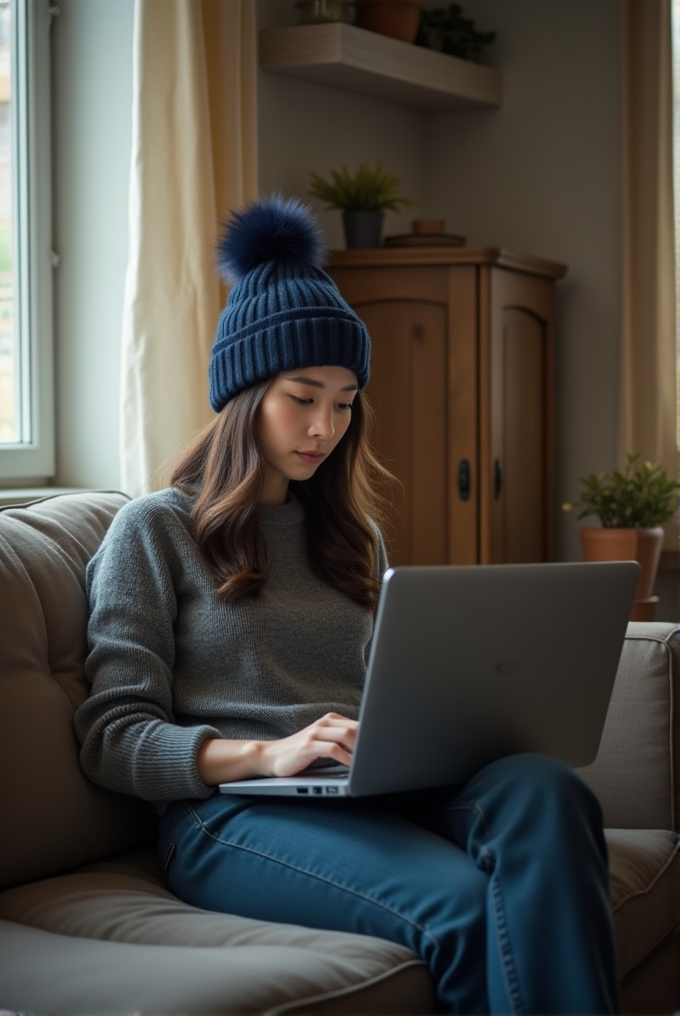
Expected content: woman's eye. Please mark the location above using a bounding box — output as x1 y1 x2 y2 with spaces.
339 402 354 411
291 396 313 406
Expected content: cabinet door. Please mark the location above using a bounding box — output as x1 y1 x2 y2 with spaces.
359 298 447 566
480 268 555 563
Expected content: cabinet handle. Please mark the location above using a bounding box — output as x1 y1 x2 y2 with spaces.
457 459 470 501
493 459 504 500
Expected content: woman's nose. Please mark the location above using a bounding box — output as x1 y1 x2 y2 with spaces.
310 409 335 438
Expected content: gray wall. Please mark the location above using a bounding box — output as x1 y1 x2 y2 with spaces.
50 0 623 560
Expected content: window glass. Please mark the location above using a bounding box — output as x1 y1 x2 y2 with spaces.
0 0 54 481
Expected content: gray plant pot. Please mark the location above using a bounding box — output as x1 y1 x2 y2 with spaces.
342 210 384 248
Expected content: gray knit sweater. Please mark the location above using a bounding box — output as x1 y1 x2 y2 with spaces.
74 488 387 808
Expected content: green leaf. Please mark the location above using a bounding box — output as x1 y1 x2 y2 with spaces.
308 160 417 212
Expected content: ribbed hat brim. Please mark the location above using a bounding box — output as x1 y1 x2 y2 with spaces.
209 313 370 411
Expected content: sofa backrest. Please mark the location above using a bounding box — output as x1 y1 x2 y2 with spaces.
0 492 156 892
578 622 679 831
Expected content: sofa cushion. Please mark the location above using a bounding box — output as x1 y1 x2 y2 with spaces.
0 848 435 1015
605 828 679 979
0 492 156 891
578 623 679 830
0 920 434 1016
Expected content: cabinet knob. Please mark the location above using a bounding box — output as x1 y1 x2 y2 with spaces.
457 459 470 501
494 459 504 500
412 324 425 342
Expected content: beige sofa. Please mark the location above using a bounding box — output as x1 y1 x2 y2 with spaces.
0 490 677 1015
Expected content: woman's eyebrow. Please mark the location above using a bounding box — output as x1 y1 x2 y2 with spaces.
284 376 359 392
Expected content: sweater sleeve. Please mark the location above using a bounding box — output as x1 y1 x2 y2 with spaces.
74 499 221 804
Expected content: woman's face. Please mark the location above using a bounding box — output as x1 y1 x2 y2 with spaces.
257 365 359 504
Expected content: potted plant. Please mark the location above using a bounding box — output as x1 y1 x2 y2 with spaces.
415 3 496 62
308 159 416 248
563 452 680 618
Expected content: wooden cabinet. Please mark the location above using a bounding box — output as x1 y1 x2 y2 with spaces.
327 247 567 566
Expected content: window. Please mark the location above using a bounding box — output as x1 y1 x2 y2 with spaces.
0 0 54 481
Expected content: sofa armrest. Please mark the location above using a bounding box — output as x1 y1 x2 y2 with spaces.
577 622 678 831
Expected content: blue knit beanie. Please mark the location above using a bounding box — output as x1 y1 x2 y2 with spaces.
209 195 371 412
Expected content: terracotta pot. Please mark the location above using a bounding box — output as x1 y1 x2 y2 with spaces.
579 526 665 602
356 0 424 43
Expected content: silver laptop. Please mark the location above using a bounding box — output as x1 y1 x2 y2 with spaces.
219 561 640 799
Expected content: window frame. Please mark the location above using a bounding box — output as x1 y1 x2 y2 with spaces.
0 0 54 482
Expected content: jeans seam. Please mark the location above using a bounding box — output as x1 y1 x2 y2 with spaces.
183 803 441 952
490 870 525 1014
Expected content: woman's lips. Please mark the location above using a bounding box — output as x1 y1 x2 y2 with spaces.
296 451 325 464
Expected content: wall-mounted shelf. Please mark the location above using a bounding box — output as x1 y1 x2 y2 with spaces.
259 24 502 110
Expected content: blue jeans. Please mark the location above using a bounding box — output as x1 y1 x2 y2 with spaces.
158 754 619 1015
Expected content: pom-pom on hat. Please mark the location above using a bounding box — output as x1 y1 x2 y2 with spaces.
209 195 371 412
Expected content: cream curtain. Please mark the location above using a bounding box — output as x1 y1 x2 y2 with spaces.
202 0 259 252
120 0 258 497
619 0 677 547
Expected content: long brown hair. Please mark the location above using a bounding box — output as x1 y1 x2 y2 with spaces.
171 380 394 610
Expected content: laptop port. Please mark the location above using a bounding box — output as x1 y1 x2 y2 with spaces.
296 787 309 794
325 786 339 794
312 786 323 794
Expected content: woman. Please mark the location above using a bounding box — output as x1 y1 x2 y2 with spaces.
75 196 619 1015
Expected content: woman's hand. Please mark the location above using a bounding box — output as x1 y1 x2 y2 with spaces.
196 713 358 786
260 712 358 777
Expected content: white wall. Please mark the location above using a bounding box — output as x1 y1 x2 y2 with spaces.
52 0 134 490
